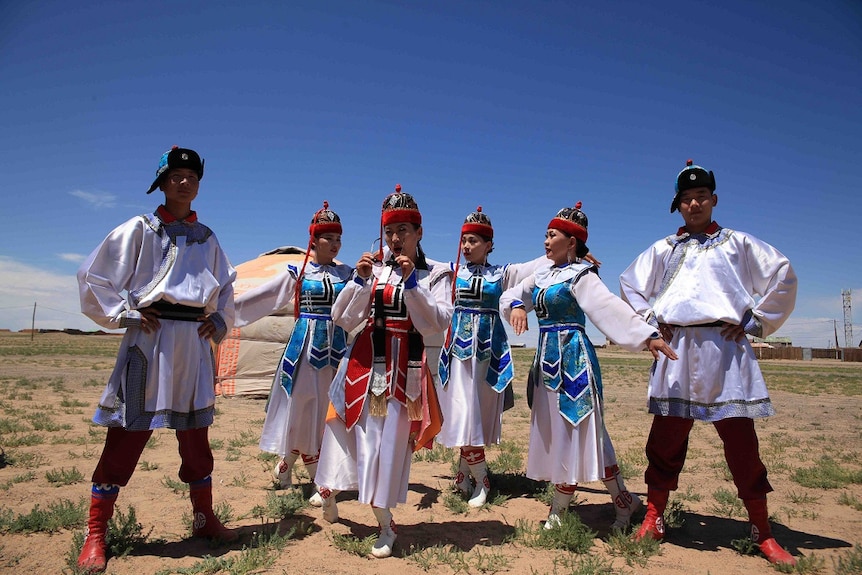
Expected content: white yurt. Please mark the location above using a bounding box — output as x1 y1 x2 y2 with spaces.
216 246 313 397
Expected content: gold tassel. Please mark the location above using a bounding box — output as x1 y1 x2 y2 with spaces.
407 397 423 421
369 393 389 418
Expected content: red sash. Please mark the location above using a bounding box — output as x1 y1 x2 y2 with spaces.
343 322 374 430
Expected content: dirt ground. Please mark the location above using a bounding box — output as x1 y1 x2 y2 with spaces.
1 334 860 574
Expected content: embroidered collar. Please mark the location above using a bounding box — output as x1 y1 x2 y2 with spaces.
676 221 720 239
157 205 198 224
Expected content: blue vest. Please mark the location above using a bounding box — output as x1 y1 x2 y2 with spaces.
530 262 602 426
439 264 513 392
279 264 349 395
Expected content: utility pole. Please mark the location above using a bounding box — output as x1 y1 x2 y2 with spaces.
843 289 853 348
31 302 36 341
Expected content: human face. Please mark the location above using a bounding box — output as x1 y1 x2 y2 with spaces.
461 233 492 265
384 222 422 261
544 228 577 266
312 233 342 265
159 168 199 214
677 186 717 234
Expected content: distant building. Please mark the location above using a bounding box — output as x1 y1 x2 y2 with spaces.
749 336 792 348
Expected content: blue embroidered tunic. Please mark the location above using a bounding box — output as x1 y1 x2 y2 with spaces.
439 264 513 392
234 261 352 456
531 265 603 426
280 266 349 395
435 258 545 448
500 260 657 484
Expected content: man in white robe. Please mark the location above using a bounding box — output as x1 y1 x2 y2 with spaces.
620 159 797 566
76 146 238 573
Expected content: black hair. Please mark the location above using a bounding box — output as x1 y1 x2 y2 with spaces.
557 230 590 260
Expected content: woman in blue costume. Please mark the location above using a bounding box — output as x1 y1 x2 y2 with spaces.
438 207 545 507
501 202 676 530
234 202 351 504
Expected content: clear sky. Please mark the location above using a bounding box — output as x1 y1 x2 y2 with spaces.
1 0 860 348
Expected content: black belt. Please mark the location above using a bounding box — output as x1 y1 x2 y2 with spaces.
666 321 726 328
146 301 205 322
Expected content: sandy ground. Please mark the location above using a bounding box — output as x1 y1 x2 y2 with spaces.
1 335 860 574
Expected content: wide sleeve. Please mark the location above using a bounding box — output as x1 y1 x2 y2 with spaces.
619 242 667 328
502 255 548 290
233 267 297 328
499 274 536 323
210 237 237 342
76 218 145 330
403 266 454 338
331 272 373 333
743 235 797 337
576 271 656 352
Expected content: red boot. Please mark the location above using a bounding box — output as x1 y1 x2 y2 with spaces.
758 537 796 566
634 487 668 542
189 477 238 543
77 484 119 574
744 498 796 566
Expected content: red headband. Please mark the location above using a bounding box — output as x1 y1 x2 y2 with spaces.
308 200 342 236
309 221 342 236
461 222 493 239
461 205 493 239
381 209 422 226
548 218 588 243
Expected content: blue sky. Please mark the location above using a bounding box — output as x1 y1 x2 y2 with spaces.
1 0 860 348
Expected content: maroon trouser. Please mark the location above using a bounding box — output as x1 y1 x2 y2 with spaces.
644 415 772 499
91 426 214 486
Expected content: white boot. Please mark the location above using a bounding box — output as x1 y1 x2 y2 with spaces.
371 507 397 558
602 466 642 530
454 454 472 496
467 460 490 508
273 451 299 489
319 487 340 523
308 489 323 507
303 458 323 507
545 483 576 530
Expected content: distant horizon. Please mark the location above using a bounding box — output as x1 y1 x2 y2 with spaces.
4 325 860 353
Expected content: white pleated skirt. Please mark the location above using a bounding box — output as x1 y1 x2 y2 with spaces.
526 384 618 485
436 356 505 448
315 398 413 509
648 326 775 420
258 357 335 457
94 321 216 430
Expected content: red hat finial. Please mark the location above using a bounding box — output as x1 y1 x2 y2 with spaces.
476 205 482 212
575 201 582 210
686 158 693 166
171 145 178 150
322 200 329 210
394 183 402 193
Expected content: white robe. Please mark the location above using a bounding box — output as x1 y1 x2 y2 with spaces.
77 210 236 431
316 260 452 509
619 225 797 421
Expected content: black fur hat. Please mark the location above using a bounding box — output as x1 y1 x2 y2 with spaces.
146 146 205 194
671 159 715 212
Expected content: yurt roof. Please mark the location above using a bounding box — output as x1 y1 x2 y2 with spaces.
234 246 341 296
216 246 342 398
